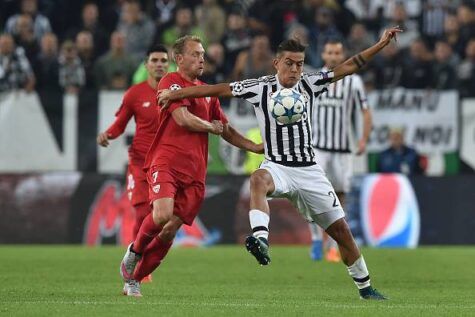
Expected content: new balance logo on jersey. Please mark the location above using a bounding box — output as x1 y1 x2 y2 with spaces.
152 184 160 193
142 101 151 107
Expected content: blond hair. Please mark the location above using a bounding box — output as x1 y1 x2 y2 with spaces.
172 35 202 61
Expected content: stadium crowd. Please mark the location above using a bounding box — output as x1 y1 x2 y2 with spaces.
0 0 474 97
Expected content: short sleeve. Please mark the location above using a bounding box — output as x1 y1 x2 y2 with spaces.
352 75 369 110
304 71 334 95
158 75 191 113
229 78 262 106
210 98 228 124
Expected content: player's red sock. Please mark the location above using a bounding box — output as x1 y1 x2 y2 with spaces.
133 203 151 238
132 213 162 254
133 237 173 281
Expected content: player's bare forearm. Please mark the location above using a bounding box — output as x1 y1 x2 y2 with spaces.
222 125 263 153
332 26 402 81
161 83 233 102
362 109 372 142
171 107 222 134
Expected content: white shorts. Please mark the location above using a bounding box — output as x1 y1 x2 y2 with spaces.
314 149 353 193
259 160 345 230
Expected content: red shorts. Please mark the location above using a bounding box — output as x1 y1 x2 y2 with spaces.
126 164 149 206
147 165 205 225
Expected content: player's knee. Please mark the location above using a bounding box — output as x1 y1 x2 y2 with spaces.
250 172 271 193
327 219 351 242
152 207 172 226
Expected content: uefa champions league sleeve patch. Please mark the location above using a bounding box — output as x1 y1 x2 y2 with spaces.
170 84 182 91
230 82 244 94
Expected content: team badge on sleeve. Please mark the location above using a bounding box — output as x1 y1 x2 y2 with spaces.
170 84 182 91
231 82 244 94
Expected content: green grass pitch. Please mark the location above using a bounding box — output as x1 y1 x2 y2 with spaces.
0 246 474 316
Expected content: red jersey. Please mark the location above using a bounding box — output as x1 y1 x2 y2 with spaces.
144 72 228 183
106 81 159 166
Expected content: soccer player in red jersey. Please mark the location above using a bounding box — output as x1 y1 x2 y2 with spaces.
119 35 263 296
97 44 169 237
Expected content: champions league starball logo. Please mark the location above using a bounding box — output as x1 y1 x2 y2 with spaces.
170 84 182 91
231 82 244 94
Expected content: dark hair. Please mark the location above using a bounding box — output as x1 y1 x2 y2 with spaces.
146 44 169 59
276 38 307 55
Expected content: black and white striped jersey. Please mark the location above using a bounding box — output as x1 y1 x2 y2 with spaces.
311 71 368 153
230 71 334 167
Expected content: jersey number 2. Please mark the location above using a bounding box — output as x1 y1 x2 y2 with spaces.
328 191 339 207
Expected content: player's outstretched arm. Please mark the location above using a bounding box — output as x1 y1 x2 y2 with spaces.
171 107 223 135
158 83 233 109
332 26 402 82
221 124 264 154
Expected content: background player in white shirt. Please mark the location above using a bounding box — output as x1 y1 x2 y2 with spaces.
309 40 372 262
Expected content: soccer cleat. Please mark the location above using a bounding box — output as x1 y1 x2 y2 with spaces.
126 279 142 297
310 240 323 261
325 247 341 263
120 243 141 282
359 286 388 300
245 236 271 266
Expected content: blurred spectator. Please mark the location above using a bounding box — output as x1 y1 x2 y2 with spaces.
457 38 475 97
346 22 373 57
457 3 475 55
147 0 178 41
162 7 207 48
221 12 251 75
231 33 274 81
34 32 60 91
333 0 357 37
443 13 466 57
420 0 448 45
58 40 85 94
371 43 403 89
0 33 35 93
376 127 424 175
201 42 226 84
5 0 51 40
195 0 226 44
401 39 434 89
10 14 39 64
94 31 136 90
76 31 96 88
307 7 343 68
117 0 155 63
264 0 302 50
66 2 109 58
432 40 458 89
381 2 419 49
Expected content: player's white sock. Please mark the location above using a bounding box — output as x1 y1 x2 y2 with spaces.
249 209 269 240
309 222 322 242
347 256 371 289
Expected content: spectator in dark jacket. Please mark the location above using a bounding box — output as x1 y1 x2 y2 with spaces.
377 127 424 175
433 40 458 89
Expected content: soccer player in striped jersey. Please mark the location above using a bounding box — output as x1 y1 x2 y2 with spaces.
308 40 373 263
158 27 402 300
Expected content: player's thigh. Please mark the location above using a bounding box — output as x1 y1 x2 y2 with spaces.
330 153 353 193
147 165 177 223
257 160 291 197
292 165 345 229
250 168 275 194
173 182 206 226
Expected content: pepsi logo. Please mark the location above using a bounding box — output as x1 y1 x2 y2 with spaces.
360 174 420 248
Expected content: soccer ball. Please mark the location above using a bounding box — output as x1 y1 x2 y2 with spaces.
269 88 306 125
